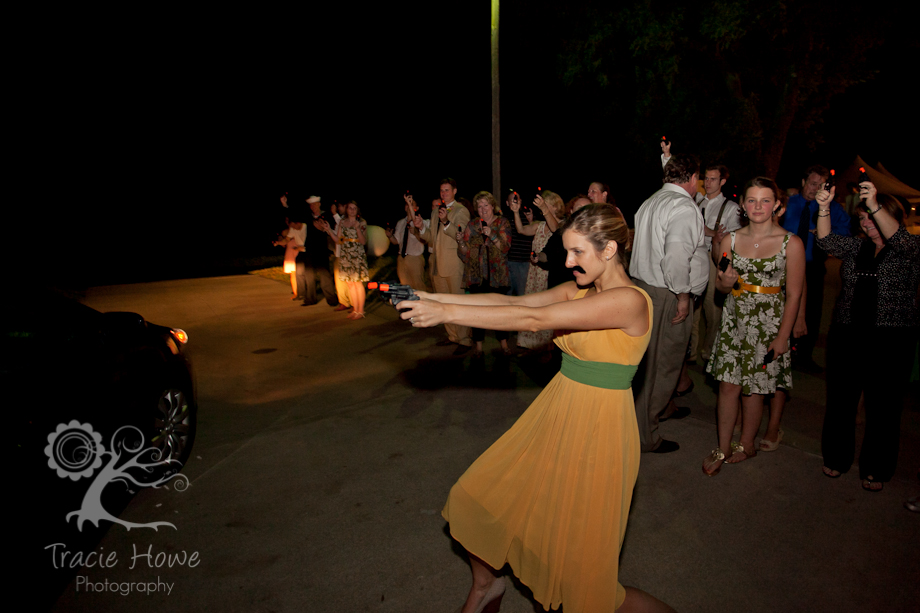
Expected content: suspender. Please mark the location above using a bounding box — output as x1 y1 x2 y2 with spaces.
715 198 730 227
701 194 731 229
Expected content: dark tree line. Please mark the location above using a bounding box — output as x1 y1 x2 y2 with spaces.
544 0 911 181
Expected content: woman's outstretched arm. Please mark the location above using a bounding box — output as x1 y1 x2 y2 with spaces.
412 281 576 308
398 285 650 337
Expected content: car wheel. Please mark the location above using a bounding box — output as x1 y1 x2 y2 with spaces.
151 387 196 469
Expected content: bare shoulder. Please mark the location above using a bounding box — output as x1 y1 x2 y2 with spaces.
610 285 651 335
608 285 648 302
592 285 649 317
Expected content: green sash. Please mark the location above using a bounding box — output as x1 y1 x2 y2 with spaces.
560 353 637 390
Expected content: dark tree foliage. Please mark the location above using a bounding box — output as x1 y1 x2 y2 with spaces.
557 0 898 180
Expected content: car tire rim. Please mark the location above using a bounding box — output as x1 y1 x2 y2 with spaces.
152 388 190 464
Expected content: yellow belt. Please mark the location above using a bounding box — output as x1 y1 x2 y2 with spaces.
341 238 359 243
732 281 781 297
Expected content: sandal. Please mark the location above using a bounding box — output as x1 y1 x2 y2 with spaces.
822 466 841 478
861 476 883 493
702 448 727 477
725 441 756 463
759 429 784 452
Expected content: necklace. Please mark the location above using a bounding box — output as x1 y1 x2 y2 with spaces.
754 243 759 248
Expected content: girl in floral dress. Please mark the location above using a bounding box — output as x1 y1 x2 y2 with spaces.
324 201 368 319
703 177 805 476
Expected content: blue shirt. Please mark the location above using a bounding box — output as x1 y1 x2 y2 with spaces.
782 195 850 262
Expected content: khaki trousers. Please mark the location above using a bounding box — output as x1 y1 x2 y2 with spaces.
431 259 471 346
632 280 694 451
396 254 426 291
689 259 724 361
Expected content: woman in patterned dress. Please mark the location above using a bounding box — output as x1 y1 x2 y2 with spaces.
816 182 920 492
457 191 513 356
703 177 806 476
508 191 565 350
325 201 368 319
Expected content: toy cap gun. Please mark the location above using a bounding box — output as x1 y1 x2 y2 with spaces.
367 281 419 306
858 167 870 204
719 252 741 291
762 349 775 369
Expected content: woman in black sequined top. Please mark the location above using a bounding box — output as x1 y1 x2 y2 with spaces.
815 181 920 492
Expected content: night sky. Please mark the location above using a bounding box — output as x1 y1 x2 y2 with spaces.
9 2 918 288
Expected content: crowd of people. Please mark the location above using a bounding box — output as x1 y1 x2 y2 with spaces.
278 154 918 611
275 195 369 318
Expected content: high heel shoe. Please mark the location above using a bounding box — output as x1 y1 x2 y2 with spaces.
456 577 506 613
758 429 783 452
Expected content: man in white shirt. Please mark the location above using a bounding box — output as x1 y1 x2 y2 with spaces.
389 198 430 290
630 154 708 453
691 164 741 362
416 178 472 354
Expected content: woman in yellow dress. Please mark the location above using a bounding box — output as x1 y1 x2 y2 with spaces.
397 204 675 613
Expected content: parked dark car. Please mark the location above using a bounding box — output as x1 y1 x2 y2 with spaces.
6 289 197 475
7 287 198 609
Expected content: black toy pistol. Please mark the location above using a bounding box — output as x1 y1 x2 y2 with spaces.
762 349 775 369
719 252 740 291
367 281 419 306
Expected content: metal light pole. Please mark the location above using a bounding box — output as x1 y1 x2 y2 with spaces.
491 0 500 199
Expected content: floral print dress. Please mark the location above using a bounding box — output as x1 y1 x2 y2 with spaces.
518 222 553 349
339 223 369 283
706 232 793 395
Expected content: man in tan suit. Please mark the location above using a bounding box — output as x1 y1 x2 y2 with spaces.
415 177 472 354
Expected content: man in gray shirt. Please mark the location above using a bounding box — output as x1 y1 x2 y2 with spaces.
630 154 708 453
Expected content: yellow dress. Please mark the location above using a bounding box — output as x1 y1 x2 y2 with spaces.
442 287 652 612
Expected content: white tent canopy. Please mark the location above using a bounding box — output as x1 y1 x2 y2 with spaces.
840 156 920 206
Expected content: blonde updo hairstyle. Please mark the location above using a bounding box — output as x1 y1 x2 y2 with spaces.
559 204 630 269
540 190 565 220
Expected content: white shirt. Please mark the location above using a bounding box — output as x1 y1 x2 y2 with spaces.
394 217 429 257
287 224 307 248
630 183 709 296
695 192 742 250
333 213 343 257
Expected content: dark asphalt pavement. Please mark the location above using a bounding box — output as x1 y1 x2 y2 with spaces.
33 270 919 612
